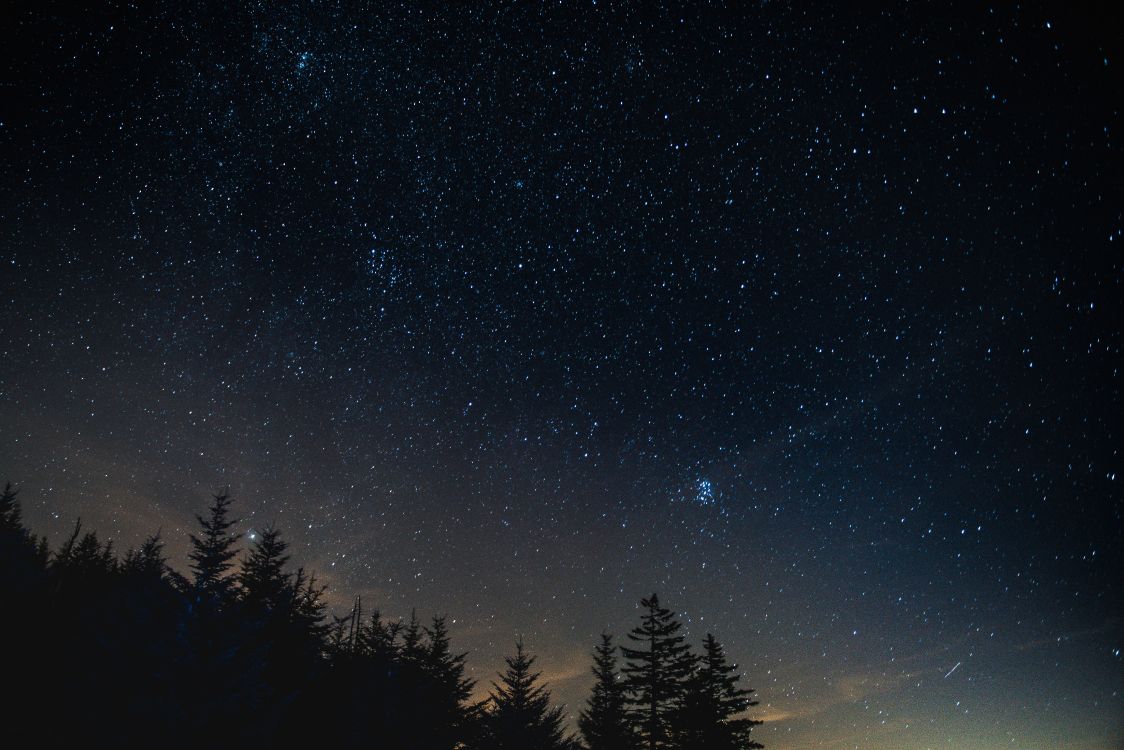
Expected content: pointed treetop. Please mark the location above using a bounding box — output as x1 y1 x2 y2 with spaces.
188 490 241 599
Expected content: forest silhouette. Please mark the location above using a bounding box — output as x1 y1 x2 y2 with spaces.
0 483 762 749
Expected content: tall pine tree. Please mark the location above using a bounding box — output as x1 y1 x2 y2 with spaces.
238 525 327 735
0 481 47 591
122 532 170 582
621 594 696 750
0 482 23 534
676 634 763 749
187 491 240 602
480 640 574 750
580 633 636 750
180 491 260 740
238 526 290 609
422 614 478 748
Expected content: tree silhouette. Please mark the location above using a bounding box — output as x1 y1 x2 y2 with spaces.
239 526 290 607
0 482 47 745
122 531 170 581
115 530 183 740
480 639 575 750
676 634 763 749
0 482 767 746
0 482 47 591
400 608 427 664
422 614 479 748
290 567 329 641
187 490 240 602
580 633 637 750
621 594 696 750
0 481 24 532
180 491 264 741
238 525 328 731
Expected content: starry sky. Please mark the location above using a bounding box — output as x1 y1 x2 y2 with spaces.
1 2 1121 747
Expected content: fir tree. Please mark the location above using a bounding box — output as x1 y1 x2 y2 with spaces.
357 605 402 662
122 531 170 582
187 490 240 601
0 481 47 745
181 492 260 740
423 614 478 745
0 481 23 532
0 481 46 588
238 524 327 729
621 594 696 750
238 526 290 609
400 608 426 664
0 483 767 747
481 640 574 750
580 633 636 750
290 567 328 640
51 519 116 578
676 634 763 749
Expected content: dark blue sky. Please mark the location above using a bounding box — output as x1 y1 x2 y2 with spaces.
1 2 1120 746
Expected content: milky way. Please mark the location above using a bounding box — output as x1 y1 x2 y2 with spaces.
1 3 1120 747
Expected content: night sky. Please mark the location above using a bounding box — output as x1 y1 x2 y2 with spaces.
1 2 1121 747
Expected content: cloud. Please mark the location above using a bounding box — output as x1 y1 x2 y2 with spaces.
1013 617 1120 652
759 664 923 727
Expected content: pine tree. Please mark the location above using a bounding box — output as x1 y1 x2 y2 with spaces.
423 614 478 745
187 491 240 601
115 530 182 742
238 526 290 609
0 481 48 745
0 481 23 532
481 640 574 750
621 594 696 750
0 481 46 587
51 519 116 578
357 605 401 661
180 492 261 740
289 567 328 640
238 526 326 734
400 609 426 661
676 634 763 749
580 633 636 750
122 532 170 581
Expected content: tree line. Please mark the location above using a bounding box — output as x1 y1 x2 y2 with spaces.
0 483 762 748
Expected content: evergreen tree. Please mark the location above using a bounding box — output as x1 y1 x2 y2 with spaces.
423 614 478 746
400 608 427 664
312 597 384 745
0 483 766 747
0 481 46 589
238 526 327 737
0 481 23 532
180 492 260 740
580 633 636 750
238 526 290 609
289 567 329 641
330 595 365 660
122 531 170 582
675 634 763 749
357 605 401 662
42 518 130 742
0 481 47 745
187 490 240 601
481 640 574 750
115 531 182 741
51 519 116 578
621 594 695 750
